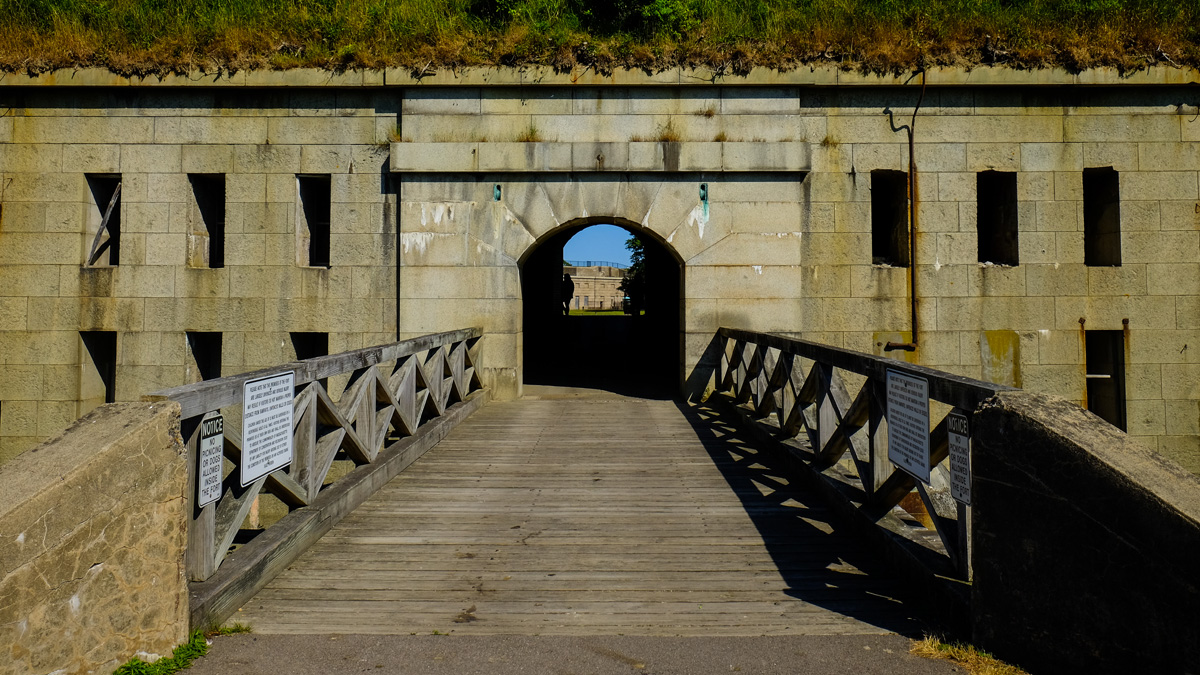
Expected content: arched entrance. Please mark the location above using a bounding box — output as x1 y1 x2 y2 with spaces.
520 217 683 398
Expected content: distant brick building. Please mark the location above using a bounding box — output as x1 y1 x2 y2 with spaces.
564 265 627 310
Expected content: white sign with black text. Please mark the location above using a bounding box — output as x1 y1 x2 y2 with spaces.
197 412 224 507
886 370 931 484
948 411 972 505
240 371 295 487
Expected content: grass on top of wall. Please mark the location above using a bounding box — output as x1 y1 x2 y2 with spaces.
0 0 1197 75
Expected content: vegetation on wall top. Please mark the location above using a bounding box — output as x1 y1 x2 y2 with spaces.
0 0 1196 75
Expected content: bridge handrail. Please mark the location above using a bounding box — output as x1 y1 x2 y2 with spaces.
713 327 1016 580
145 327 484 586
149 328 481 418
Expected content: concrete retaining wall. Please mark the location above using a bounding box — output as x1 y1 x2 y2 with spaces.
0 401 188 675
972 391 1200 674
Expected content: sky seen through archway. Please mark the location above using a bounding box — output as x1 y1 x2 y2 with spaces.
562 224 632 267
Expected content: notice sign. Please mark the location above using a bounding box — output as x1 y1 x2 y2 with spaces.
948 411 971 505
197 413 224 507
240 371 295 487
886 370 931 484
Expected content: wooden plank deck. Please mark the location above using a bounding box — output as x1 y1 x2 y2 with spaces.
236 396 926 636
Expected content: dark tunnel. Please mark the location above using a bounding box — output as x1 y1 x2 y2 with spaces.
520 218 683 399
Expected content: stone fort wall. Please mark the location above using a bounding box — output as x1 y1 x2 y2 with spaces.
0 67 1197 472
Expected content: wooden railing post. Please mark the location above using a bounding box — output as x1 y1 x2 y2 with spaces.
868 378 892 495
815 364 836 457
182 414 217 581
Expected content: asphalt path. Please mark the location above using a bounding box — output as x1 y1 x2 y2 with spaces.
189 633 963 675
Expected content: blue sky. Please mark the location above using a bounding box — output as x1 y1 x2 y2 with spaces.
562 224 634 267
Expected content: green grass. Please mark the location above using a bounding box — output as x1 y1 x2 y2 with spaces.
112 624 251 675
0 0 1196 74
113 632 209 675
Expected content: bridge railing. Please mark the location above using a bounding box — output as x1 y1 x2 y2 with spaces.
712 327 1014 581
146 328 483 613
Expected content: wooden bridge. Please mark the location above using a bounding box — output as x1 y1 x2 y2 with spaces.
235 395 921 635
154 326 998 639
131 326 1200 673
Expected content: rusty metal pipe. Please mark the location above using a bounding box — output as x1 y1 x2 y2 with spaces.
885 70 927 353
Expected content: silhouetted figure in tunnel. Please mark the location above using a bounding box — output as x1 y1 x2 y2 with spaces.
562 273 574 315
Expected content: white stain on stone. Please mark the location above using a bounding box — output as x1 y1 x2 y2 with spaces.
752 265 763 275
666 230 675 243
134 652 164 664
401 231 446 255
15 532 24 545
686 204 709 239
419 203 454 228
69 594 80 615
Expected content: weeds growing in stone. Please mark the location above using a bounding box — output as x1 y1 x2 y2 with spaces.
112 631 208 675
112 623 251 675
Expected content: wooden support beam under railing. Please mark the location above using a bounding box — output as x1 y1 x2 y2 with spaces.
145 328 485 595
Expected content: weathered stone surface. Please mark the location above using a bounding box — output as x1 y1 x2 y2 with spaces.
2 81 1200 472
972 391 1200 674
0 401 188 675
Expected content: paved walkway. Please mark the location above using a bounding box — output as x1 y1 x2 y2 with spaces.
234 393 931 637
190 634 959 674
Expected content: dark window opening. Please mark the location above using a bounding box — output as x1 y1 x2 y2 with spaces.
977 170 1019 265
85 175 122 266
189 174 226 268
290 332 329 361
297 175 332 268
1083 167 1121 267
186 332 223 382
871 170 909 266
1085 330 1127 431
80 331 117 404
291 332 329 390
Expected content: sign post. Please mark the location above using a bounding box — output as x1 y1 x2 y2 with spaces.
886 370 931 484
197 413 224 508
948 411 972 505
240 371 295 487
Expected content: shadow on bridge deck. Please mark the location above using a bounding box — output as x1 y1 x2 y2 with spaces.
676 399 931 636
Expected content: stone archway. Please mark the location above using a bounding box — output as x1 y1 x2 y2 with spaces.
395 172 737 402
520 217 683 398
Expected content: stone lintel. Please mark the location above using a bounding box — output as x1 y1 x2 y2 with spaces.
389 141 811 173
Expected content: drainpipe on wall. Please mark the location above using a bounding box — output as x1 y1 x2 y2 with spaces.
395 91 404 341
886 69 928 353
